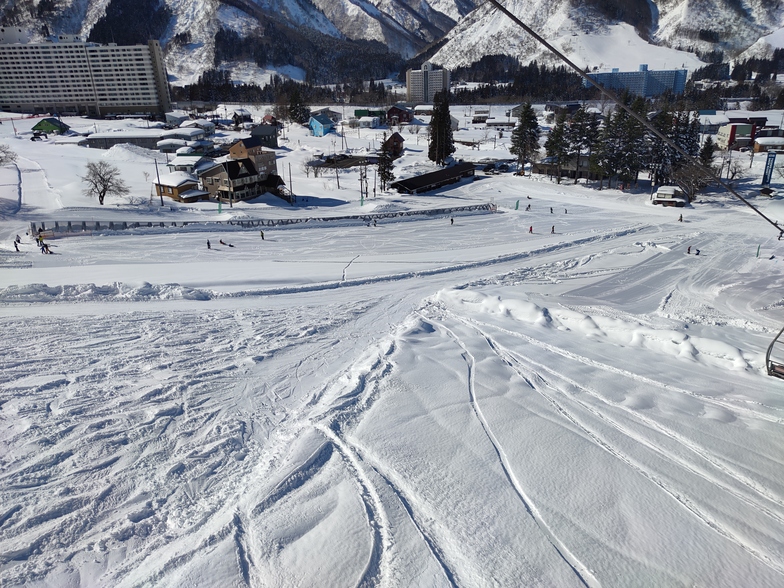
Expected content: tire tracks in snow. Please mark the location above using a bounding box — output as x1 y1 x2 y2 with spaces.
426 315 601 588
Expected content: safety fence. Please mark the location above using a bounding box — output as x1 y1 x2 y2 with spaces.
29 203 497 237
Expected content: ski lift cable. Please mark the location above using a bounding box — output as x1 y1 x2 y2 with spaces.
484 0 782 238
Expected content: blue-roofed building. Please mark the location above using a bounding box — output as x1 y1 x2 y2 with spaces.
309 114 335 137
585 64 688 98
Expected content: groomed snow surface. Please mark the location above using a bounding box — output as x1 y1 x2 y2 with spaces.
1 110 784 587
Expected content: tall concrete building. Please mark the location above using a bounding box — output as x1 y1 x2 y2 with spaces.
584 64 687 98
0 27 171 116
406 61 450 103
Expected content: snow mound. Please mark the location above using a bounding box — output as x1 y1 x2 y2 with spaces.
0 282 214 303
437 288 753 372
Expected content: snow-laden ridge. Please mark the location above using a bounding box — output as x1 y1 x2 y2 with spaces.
18 0 784 83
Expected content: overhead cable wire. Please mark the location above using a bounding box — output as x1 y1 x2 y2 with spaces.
483 0 783 237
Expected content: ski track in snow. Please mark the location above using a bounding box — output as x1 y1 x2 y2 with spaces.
437 305 784 578
427 314 601 588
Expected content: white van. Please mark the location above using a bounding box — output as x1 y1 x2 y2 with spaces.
652 186 688 207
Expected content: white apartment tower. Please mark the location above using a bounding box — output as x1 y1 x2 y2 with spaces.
0 27 171 116
406 61 450 103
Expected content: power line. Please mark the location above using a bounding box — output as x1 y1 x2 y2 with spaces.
484 0 782 237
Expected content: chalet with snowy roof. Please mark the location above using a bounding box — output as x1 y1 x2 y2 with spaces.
32 118 69 135
251 123 279 148
309 114 335 137
180 119 215 136
358 116 380 129
228 137 277 178
382 132 405 158
232 108 253 126
390 162 475 195
311 108 342 123
165 155 217 175
154 171 210 203
754 137 784 153
198 158 266 204
165 110 190 125
387 105 414 125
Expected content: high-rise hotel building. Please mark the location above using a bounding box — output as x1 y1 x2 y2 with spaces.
406 61 450 104
0 27 171 116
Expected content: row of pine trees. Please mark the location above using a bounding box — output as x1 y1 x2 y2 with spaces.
509 98 716 194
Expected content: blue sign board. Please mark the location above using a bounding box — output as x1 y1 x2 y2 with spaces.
762 151 777 187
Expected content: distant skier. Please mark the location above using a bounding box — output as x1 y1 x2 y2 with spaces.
529 226 533 234
525 204 531 211
450 217 454 225
695 248 700 256
260 230 264 240
220 239 226 245
374 219 377 227
207 240 211 249
15 234 20 243
678 214 683 222
564 209 567 214
687 246 691 254
14 241 19 252
551 225 555 234
550 207 553 213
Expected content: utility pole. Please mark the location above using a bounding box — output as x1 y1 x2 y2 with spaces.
154 159 163 206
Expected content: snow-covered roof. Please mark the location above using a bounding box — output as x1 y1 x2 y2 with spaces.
167 155 205 167
161 127 204 139
155 171 198 187
700 114 730 125
89 129 161 139
176 146 194 154
180 119 214 128
157 139 188 148
754 137 784 146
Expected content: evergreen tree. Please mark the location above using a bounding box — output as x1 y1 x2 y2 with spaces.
545 111 570 183
509 102 540 172
428 91 455 165
378 133 395 191
699 136 717 168
289 87 311 125
615 97 648 186
565 106 600 183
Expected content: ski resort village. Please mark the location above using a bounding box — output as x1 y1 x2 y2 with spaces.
2 4 784 587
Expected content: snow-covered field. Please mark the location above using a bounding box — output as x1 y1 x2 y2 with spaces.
1 111 784 587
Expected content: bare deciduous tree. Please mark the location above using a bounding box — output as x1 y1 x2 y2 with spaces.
82 161 129 205
0 144 18 166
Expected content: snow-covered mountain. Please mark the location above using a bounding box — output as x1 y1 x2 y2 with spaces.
432 0 784 71
3 0 784 84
